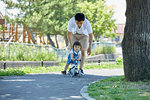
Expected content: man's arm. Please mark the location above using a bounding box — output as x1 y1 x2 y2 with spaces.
67 31 73 49
87 33 93 55
89 33 93 48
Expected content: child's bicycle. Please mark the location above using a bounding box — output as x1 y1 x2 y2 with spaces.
68 59 83 77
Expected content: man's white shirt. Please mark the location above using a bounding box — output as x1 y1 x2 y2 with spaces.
67 17 93 36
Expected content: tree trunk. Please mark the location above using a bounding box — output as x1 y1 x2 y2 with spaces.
122 0 150 81
64 35 68 47
42 36 46 45
47 34 56 47
55 35 59 48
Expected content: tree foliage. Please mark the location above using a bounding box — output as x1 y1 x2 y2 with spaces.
3 0 79 35
77 0 117 41
3 0 116 41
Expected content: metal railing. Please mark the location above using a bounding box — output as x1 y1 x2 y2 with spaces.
0 41 115 61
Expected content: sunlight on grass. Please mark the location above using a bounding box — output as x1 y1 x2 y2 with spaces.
0 61 123 76
88 76 150 100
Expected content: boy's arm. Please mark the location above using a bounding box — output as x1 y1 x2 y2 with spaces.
77 54 81 61
71 53 75 61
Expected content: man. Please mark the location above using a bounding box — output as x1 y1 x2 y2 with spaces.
61 13 93 75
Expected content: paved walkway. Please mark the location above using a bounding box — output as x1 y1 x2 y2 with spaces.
0 69 124 100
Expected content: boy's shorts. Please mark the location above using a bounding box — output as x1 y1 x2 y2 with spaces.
67 59 79 65
66 54 79 65
72 34 89 51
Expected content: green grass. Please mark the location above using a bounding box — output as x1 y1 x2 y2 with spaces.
88 76 150 100
0 66 64 76
84 63 123 70
0 61 123 76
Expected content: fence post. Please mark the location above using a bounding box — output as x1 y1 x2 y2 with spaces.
23 44 25 61
98 60 101 65
4 62 6 70
8 43 10 58
61 50 63 62
41 61 43 67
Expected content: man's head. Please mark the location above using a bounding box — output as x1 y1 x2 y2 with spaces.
75 13 85 28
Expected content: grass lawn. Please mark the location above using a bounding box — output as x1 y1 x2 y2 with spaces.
0 62 123 76
88 76 150 100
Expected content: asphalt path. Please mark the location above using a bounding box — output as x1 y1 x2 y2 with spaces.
0 69 124 100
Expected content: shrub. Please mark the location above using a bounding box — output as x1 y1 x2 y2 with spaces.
0 44 57 61
91 46 116 56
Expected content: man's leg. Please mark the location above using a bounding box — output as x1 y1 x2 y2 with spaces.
80 50 86 69
79 35 88 70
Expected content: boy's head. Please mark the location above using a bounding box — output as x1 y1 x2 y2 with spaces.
73 41 82 51
75 13 85 28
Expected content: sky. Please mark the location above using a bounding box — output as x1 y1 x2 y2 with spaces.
105 0 126 24
0 0 126 24
0 0 19 18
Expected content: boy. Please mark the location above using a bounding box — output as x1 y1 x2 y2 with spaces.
61 41 82 75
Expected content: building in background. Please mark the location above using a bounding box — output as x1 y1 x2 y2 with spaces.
106 0 126 45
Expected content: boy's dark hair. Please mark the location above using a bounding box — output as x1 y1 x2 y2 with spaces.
75 13 85 21
73 41 82 49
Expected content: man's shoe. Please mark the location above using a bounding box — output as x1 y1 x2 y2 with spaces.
61 71 66 75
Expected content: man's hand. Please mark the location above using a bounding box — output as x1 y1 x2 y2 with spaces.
88 33 93 56
87 47 91 55
70 45 73 50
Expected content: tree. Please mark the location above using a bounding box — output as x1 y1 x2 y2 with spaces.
0 25 3 30
122 0 150 81
3 0 80 47
3 0 117 46
77 0 117 41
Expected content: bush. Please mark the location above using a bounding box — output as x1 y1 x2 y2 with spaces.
0 44 57 61
116 57 123 65
91 46 116 56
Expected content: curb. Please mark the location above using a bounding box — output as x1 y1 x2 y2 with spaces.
80 80 100 100
80 85 95 100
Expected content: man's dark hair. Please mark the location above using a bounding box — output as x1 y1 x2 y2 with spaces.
73 41 82 49
75 13 85 21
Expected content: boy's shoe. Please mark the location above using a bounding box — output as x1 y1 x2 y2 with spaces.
61 71 66 75
78 68 84 75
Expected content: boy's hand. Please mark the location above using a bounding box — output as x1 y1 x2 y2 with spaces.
77 59 81 61
72 58 75 61
70 45 73 50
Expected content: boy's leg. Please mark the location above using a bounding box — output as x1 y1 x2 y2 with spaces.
64 64 69 71
61 64 70 75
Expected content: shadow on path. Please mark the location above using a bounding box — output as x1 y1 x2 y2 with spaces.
0 69 124 100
